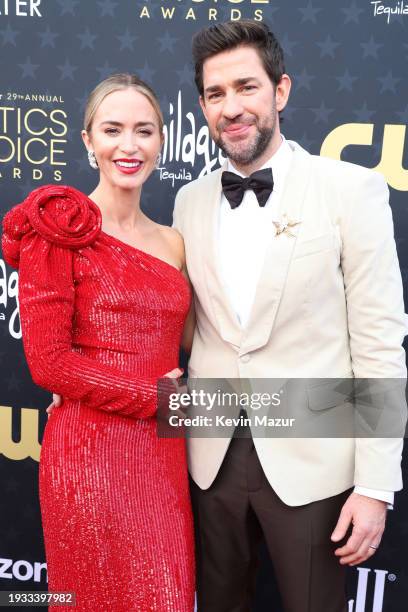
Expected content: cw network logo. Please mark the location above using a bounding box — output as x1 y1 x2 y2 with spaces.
348 567 395 611
0 557 47 583
0 0 42 17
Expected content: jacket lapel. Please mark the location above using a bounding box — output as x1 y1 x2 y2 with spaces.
239 142 313 355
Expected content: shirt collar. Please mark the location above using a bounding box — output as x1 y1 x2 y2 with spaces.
226 135 292 193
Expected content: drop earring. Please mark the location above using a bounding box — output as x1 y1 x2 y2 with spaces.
88 150 98 169
155 153 162 169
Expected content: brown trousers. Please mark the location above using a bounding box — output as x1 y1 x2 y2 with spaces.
190 435 350 612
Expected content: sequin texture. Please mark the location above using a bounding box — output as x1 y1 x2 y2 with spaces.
2 185 195 611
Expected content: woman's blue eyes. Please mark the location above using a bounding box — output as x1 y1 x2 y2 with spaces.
104 129 152 136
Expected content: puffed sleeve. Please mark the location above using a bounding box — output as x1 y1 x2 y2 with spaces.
2 185 167 419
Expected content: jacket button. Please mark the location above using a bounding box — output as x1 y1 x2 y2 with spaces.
240 354 251 363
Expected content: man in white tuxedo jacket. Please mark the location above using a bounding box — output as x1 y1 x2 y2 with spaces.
173 20 407 612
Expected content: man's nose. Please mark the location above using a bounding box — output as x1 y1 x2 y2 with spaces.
222 93 244 120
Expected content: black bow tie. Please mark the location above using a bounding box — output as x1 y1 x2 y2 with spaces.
221 168 274 209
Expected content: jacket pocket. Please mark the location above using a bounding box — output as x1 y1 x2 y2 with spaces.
293 233 335 259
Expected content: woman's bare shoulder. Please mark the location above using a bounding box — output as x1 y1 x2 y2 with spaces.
157 223 186 267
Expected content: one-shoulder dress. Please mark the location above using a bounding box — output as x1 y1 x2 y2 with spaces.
1 185 195 612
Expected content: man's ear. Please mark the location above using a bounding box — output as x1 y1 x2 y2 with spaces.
275 74 291 113
199 95 208 121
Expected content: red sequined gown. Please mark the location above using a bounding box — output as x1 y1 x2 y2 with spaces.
2 185 195 612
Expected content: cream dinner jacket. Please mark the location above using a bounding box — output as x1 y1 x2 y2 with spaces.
173 140 407 506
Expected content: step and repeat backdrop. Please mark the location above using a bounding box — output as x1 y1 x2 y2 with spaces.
0 1 407 610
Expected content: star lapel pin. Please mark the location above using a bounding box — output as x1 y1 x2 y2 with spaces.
273 214 301 238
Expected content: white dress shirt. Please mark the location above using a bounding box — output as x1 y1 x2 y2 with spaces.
217 136 394 508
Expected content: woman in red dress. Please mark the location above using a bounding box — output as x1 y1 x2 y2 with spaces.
2 74 195 611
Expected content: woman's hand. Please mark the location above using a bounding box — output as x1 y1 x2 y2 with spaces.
164 367 183 379
46 393 63 417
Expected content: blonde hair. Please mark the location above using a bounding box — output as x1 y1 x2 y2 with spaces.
83 73 164 134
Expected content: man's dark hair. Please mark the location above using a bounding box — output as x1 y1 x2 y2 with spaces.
192 20 285 98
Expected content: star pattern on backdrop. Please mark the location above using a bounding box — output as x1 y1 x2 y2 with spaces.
57 59 78 81
18 179 37 197
76 92 90 113
56 0 79 16
158 31 179 54
280 33 299 57
353 102 376 122
176 64 195 87
360 36 384 60
97 0 119 18
377 71 401 94
96 60 118 81
0 23 19 46
316 35 340 58
1 8 408 600
77 27 98 50
341 1 364 24
298 2 322 23
117 28 138 51
395 104 408 123
293 68 316 91
336 69 358 92
75 157 94 175
37 26 60 49
311 101 334 124
18 57 40 79
281 106 298 122
136 61 156 84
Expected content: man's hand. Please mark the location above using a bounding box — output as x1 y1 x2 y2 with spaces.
46 393 62 416
331 492 387 566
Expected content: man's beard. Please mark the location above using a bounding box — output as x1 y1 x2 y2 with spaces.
214 116 276 167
